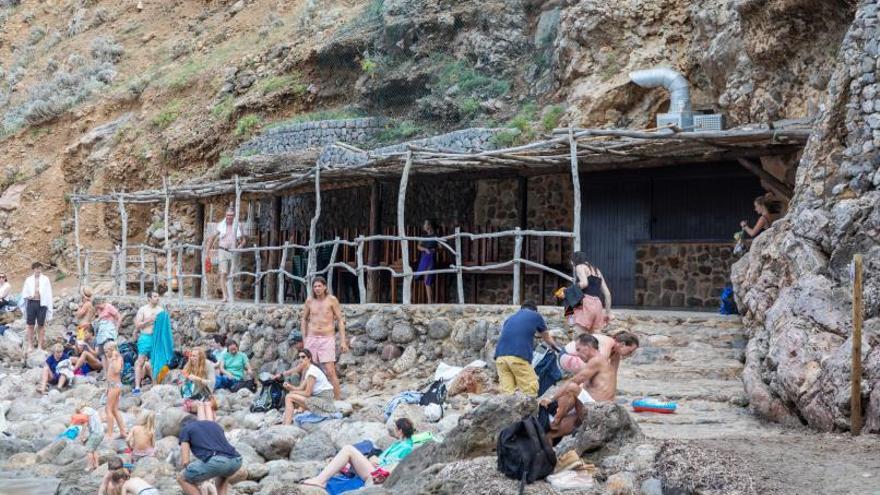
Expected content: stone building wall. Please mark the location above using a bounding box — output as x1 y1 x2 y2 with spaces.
635 242 735 309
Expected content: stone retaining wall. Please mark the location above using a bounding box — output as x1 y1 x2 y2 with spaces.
635 242 736 308
236 118 386 156
53 298 741 375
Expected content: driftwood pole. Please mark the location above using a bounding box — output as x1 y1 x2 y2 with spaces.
254 247 261 304
163 178 172 296
139 247 146 296
512 227 522 305
356 237 367 304
326 237 340 295
230 175 242 303
306 165 322 299
852 253 864 436
83 251 90 288
398 151 414 304
176 245 184 302
277 245 287 304
569 126 582 252
73 200 82 293
117 195 128 296
455 227 464 304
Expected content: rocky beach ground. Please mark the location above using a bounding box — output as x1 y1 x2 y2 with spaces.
0 300 878 495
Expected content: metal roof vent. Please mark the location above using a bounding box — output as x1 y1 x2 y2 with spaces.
629 68 724 132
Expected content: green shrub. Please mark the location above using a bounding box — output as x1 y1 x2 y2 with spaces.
542 105 564 132
360 57 378 74
375 120 420 144
152 100 182 128
459 97 481 118
218 153 233 169
256 73 306 96
165 59 207 91
211 96 235 121
235 114 262 137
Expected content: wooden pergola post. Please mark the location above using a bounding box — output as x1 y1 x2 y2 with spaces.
306 165 322 299
512 227 522 305
326 236 340 294
367 180 381 302
230 175 241 303
117 194 128 296
569 126 582 252
73 199 82 293
398 151 414 305
194 201 205 299
356 237 367 303
454 227 464 304
269 195 282 302
277 244 287 304
163 178 172 296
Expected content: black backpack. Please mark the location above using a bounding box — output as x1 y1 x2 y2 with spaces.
497 415 557 494
418 379 447 406
250 378 285 412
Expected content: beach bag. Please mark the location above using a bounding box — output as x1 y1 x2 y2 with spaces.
419 379 447 406
719 285 738 315
250 377 285 412
562 284 584 311
497 415 557 495
118 342 138 365
121 361 135 385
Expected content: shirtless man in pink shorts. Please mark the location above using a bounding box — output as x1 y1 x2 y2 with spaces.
301 277 348 400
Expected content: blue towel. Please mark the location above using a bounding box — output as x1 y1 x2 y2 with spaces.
534 350 562 397
294 411 343 427
150 311 174 382
326 474 365 495
383 391 422 419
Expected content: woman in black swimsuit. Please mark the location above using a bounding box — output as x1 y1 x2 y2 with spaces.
569 251 612 332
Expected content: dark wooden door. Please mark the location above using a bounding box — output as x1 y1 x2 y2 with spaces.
580 180 651 306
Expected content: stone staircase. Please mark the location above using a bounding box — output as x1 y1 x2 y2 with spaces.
607 310 773 440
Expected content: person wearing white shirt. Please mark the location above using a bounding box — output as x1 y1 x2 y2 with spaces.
0 272 13 309
206 207 245 303
20 261 53 351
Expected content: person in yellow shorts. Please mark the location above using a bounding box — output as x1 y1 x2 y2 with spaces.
494 302 560 396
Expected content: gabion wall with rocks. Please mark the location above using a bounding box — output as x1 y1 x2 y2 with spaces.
236 118 387 157
635 242 736 309
316 127 502 168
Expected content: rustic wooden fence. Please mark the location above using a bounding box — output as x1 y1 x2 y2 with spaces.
81 227 575 305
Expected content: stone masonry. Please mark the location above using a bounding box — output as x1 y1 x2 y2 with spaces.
236 117 387 157
636 242 736 309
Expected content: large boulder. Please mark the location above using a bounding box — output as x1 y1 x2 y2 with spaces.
155 408 190 438
385 392 536 490
317 420 393 450
732 0 880 432
289 429 336 462
554 402 644 459
253 425 307 460
0 435 36 458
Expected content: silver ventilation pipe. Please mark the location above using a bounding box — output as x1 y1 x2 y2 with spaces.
629 68 692 114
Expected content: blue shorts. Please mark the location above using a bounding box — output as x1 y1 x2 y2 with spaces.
183 455 242 484
137 333 153 357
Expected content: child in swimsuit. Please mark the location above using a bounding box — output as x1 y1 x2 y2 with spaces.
127 410 156 463
103 341 128 440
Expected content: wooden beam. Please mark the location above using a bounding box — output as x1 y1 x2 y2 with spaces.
569 126 582 252
398 151 413 305
512 227 522 305
194 201 205 298
117 194 128 296
455 227 464 304
163 178 172 296
306 165 321 298
230 175 242 303
367 180 381 302
737 158 793 199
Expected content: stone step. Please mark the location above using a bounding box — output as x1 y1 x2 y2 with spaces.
617 377 745 403
621 360 744 381
627 345 744 366
622 399 778 440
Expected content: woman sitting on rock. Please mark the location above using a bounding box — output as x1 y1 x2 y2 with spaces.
37 343 71 394
301 418 416 489
281 348 336 425
72 326 103 376
181 347 217 421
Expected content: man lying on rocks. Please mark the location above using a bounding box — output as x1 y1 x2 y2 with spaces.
540 333 617 443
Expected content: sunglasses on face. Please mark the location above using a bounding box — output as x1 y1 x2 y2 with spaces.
298 354 307 359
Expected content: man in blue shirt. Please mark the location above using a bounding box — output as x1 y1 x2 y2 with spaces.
177 416 241 495
494 302 559 396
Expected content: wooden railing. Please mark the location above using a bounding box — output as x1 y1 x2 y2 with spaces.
83 228 575 305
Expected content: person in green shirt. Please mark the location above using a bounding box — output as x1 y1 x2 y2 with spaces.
301 418 416 489
214 340 253 390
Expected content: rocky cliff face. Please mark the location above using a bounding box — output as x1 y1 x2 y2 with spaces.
732 0 880 432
